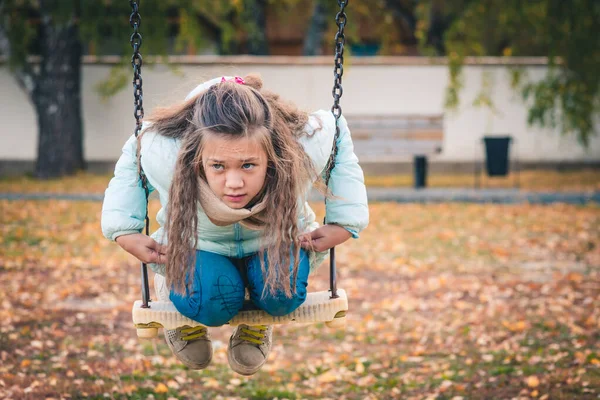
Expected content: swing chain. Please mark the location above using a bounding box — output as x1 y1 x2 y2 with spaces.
323 0 348 300
324 0 347 189
130 0 144 134
130 0 151 308
129 0 148 224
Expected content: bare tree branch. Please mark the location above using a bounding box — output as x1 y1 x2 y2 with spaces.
0 2 38 98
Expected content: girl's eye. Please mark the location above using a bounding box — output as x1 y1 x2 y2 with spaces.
211 164 224 171
242 163 255 170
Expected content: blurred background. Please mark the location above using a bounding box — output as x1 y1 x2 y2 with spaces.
0 1 599 400
0 0 598 187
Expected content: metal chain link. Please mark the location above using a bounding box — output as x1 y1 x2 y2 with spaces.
130 0 151 307
324 0 347 190
130 0 149 230
130 0 144 136
324 0 348 300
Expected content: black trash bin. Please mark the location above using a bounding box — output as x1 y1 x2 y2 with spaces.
483 136 512 176
414 156 427 189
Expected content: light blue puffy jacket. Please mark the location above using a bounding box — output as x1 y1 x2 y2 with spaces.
101 79 369 275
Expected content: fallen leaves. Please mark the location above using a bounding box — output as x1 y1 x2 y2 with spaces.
0 201 598 399
526 375 540 387
501 320 529 332
154 382 168 393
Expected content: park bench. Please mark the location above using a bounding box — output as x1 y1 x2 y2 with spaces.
345 114 444 188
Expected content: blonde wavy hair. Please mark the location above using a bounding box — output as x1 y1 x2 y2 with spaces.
141 74 318 297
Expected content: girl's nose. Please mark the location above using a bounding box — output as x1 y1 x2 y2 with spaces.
225 172 244 189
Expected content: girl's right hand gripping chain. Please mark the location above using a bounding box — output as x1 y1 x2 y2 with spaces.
115 233 167 264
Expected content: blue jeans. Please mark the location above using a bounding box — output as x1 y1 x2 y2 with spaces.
169 249 310 326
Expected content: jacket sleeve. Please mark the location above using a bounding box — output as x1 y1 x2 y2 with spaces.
323 115 369 238
101 134 155 241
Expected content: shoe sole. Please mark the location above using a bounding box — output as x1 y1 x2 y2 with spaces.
227 344 269 376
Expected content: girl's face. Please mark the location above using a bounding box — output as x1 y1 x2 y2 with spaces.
202 135 268 209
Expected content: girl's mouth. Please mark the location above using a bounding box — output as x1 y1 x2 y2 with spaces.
225 194 246 202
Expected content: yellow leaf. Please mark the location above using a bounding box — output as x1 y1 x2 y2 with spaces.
355 360 365 374
124 384 136 394
514 321 527 332
204 378 219 389
20 359 31 368
317 370 338 383
155 383 168 393
584 315 597 328
575 352 587 364
526 376 540 388
502 320 527 332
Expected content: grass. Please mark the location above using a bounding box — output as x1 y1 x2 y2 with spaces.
0 169 598 193
0 196 599 399
364 168 600 191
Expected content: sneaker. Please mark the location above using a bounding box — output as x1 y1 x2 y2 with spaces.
227 324 273 376
165 325 212 370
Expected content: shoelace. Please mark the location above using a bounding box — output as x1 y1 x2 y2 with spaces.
180 326 207 341
238 325 268 345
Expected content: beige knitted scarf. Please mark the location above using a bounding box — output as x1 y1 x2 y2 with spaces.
198 177 268 230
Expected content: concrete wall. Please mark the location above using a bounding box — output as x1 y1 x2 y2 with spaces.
1 56 599 173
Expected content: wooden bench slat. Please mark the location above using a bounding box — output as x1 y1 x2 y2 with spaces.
353 139 442 161
352 130 444 141
344 115 443 187
345 114 444 158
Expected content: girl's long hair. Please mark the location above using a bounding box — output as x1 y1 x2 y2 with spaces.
141 74 316 297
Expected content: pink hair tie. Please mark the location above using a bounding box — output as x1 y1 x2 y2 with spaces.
221 76 245 85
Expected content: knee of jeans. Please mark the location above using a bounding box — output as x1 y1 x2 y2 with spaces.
170 289 202 322
195 305 236 327
171 290 244 327
259 288 307 317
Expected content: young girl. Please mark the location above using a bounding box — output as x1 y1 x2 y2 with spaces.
101 74 369 375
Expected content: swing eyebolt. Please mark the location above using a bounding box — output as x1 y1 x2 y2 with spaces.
325 311 347 329
135 322 162 338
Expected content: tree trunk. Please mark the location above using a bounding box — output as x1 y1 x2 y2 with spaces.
385 0 418 50
303 0 328 55
243 0 269 55
33 11 84 179
426 6 446 55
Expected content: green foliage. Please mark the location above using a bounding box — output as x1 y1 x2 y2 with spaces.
174 9 205 54
417 0 600 146
4 0 597 146
1 0 37 69
94 64 129 100
1 0 251 95
350 0 407 55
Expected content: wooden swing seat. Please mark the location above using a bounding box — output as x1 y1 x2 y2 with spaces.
133 289 348 338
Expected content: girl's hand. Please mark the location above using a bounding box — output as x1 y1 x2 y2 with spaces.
115 233 167 264
298 224 352 252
